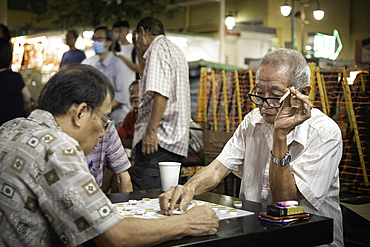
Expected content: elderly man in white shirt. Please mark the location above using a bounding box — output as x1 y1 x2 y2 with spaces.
159 48 344 247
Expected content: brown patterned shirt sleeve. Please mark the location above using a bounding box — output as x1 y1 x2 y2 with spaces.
0 110 123 247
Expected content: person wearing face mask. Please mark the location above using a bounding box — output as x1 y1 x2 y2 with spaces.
82 26 130 130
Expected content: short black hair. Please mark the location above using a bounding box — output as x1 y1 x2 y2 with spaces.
0 39 12 69
36 64 115 117
137 17 165 36
94 25 114 50
113 20 129 29
129 80 138 91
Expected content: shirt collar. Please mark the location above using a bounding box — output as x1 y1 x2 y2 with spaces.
100 52 114 67
28 109 62 131
250 108 308 148
143 35 165 59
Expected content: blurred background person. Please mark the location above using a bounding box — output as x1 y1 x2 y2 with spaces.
59 30 86 68
113 20 140 82
118 80 139 140
0 24 11 42
82 25 129 129
0 39 35 126
86 125 133 194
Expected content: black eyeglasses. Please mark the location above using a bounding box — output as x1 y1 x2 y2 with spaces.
248 86 282 108
87 104 114 132
92 37 107 42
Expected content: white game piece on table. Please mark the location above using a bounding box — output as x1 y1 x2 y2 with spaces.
136 209 145 215
124 214 133 217
172 209 182 215
157 215 166 219
218 206 227 213
211 205 219 212
145 208 155 215
204 203 212 207
228 208 237 215
196 201 205 206
124 205 132 211
190 200 198 205
129 200 137 205
142 198 150 204
234 201 242 208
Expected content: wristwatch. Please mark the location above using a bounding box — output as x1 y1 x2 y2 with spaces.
270 151 291 166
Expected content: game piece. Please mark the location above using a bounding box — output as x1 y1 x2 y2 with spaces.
211 205 219 211
196 201 205 206
234 201 242 208
172 209 182 215
124 214 133 217
146 208 155 215
124 205 132 211
228 208 237 215
157 215 166 219
142 198 150 204
136 209 145 215
190 200 198 204
204 203 212 207
218 206 227 213
129 200 137 205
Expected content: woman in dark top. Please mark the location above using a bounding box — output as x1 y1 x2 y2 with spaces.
0 40 35 126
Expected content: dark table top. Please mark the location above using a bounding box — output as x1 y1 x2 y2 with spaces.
106 189 333 247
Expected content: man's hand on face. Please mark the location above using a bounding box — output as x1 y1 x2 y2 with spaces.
131 28 143 57
274 87 313 135
159 185 195 215
141 130 158 155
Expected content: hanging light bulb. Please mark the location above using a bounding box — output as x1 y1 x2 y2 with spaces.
225 15 236 30
313 9 324 20
280 3 292 17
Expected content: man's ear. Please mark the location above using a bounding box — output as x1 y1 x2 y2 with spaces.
72 103 89 128
301 85 311 96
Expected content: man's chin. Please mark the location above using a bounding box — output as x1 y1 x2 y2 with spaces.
262 114 276 124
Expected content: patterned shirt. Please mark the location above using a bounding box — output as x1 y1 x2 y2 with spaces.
86 125 131 187
0 110 122 247
82 53 131 129
217 108 344 246
132 35 190 157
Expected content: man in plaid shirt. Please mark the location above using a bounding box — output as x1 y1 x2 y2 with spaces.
131 17 190 191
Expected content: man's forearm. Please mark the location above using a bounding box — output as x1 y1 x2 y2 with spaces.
185 160 230 195
146 93 167 135
269 131 298 203
117 171 133 192
117 55 140 73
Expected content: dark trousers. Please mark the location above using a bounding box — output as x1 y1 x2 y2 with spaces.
131 142 183 191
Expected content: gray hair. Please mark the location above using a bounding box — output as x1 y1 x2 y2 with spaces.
256 48 310 90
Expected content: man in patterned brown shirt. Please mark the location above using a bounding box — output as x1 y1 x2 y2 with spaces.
0 64 218 246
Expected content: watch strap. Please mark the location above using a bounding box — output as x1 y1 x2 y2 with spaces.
270 151 291 166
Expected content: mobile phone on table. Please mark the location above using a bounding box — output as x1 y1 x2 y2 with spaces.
259 212 309 221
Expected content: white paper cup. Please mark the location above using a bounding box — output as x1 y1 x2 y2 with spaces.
158 162 181 191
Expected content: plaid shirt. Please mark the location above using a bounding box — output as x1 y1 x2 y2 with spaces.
85 126 131 188
132 35 190 157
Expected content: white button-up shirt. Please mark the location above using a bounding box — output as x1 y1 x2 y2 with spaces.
217 108 344 246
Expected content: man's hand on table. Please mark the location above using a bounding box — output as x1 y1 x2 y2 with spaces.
159 184 195 215
180 205 219 237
